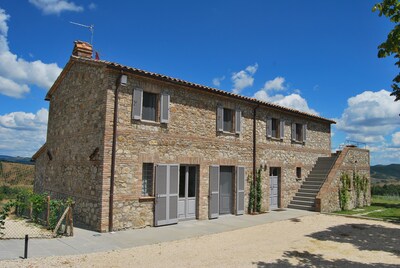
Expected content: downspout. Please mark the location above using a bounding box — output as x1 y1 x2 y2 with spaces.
252 104 260 213
109 72 124 232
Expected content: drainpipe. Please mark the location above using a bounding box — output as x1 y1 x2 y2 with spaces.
109 72 125 232
252 105 259 213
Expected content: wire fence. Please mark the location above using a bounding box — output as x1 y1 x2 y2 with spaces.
0 161 74 239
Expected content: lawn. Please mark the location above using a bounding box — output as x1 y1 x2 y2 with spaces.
335 195 400 222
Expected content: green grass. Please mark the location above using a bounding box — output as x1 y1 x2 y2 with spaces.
334 195 400 222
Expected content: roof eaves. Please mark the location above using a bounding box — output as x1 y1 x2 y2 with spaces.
32 143 47 161
70 56 336 124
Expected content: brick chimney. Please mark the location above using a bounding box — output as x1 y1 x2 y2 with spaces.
72 40 93 58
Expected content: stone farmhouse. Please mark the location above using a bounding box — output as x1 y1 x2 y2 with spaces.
33 41 370 232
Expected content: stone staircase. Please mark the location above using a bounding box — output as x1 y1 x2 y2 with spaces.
288 154 338 211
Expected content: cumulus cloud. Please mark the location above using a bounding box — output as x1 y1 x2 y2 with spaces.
0 8 61 98
212 76 225 87
231 63 258 94
262 76 285 91
29 0 84 15
392 132 400 146
253 76 318 115
336 90 399 143
0 109 48 157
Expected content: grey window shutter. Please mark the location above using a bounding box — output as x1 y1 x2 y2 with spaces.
216 105 223 132
168 164 179 224
280 120 285 139
154 164 168 226
266 117 272 138
209 165 220 219
154 164 179 226
132 88 143 120
236 166 245 215
235 109 242 134
160 93 170 123
291 123 296 141
303 124 307 142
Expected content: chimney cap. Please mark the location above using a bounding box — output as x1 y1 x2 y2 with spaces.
72 40 93 58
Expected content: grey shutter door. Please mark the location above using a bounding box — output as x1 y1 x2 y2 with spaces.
168 164 179 224
303 124 307 142
160 93 170 123
266 117 272 138
291 123 296 141
236 166 245 215
155 164 168 226
132 88 143 120
209 165 220 219
235 109 242 134
216 105 223 132
280 120 285 139
155 164 179 226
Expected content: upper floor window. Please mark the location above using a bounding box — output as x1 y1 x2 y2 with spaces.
223 108 233 132
267 117 285 139
132 88 170 123
291 123 307 143
216 106 241 134
142 92 157 121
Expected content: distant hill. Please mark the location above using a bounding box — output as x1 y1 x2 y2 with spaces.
371 164 400 185
0 155 33 165
0 161 34 186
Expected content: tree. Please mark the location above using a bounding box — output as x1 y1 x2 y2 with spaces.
373 0 400 101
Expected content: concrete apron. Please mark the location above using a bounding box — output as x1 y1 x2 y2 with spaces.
0 209 315 260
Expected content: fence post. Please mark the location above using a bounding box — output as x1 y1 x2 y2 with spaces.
46 196 50 226
29 202 32 219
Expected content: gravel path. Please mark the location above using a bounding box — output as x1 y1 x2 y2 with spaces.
1 214 399 267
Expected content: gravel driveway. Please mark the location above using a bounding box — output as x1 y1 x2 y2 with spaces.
1 214 399 267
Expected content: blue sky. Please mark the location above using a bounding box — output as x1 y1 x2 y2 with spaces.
0 0 399 165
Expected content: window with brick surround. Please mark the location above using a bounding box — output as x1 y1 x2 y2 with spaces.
142 163 154 196
267 117 285 139
216 106 241 134
132 88 170 123
291 122 307 143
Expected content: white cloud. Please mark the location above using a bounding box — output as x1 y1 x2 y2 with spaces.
392 132 400 146
336 90 399 143
29 0 84 15
262 76 285 91
0 109 48 157
212 76 225 87
253 76 318 115
231 63 258 94
0 8 62 98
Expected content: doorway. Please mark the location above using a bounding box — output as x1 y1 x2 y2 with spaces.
269 167 280 210
219 166 234 215
178 165 197 220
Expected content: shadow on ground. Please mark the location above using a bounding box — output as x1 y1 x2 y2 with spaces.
308 223 400 256
254 223 400 267
254 250 399 267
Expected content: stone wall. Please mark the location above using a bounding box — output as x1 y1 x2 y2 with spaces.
316 146 370 212
103 70 332 230
34 59 109 231
35 57 334 232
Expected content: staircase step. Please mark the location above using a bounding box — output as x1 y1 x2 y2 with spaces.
288 204 315 211
303 181 323 187
293 196 315 202
298 188 319 194
291 199 315 206
296 192 317 198
301 184 320 190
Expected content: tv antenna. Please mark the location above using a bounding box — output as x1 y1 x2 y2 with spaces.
69 21 94 46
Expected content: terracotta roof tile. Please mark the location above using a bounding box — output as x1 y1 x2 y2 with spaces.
63 55 336 124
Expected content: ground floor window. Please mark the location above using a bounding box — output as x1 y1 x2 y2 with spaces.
142 163 154 196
